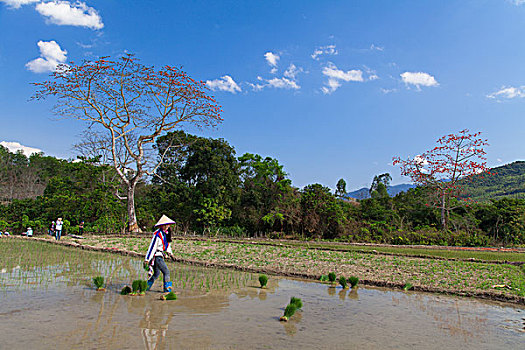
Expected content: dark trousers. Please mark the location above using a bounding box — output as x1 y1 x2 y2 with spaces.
148 256 170 284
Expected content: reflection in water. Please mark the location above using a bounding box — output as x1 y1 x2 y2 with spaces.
327 286 336 296
338 289 347 301
391 293 490 342
282 310 303 336
348 288 359 300
139 302 175 350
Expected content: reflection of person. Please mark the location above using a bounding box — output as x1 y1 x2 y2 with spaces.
144 215 175 292
55 218 63 240
139 303 175 350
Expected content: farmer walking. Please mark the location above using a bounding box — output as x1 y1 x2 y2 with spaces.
55 218 63 240
144 215 175 292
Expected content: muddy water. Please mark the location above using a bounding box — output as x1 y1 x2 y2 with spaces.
0 240 523 349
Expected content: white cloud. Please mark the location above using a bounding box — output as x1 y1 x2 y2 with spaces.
206 75 241 94
264 52 279 67
321 63 363 94
249 75 300 91
512 0 525 5
0 141 42 157
311 44 338 60
380 88 397 94
25 40 68 73
36 1 104 30
267 77 300 90
486 86 525 100
370 44 384 51
0 0 38 9
400 71 439 89
283 64 303 80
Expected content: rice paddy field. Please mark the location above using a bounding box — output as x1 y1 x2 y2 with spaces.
41 234 525 303
1 237 524 349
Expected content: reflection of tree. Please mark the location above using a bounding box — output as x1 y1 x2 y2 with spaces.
139 302 175 350
390 293 488 341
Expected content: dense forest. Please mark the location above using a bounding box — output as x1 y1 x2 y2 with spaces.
1 132 524 246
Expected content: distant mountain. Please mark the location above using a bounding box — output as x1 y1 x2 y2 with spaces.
346 161 525 202
461 161 525 201
346 183 416 200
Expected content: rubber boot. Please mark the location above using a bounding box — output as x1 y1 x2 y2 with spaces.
163 281 172 293
147 280 154 291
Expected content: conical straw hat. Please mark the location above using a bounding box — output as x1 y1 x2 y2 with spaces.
155 215 176 227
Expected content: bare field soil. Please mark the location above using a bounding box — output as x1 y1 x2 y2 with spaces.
21 234 525 304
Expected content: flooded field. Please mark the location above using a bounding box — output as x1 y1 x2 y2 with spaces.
0 239 523 349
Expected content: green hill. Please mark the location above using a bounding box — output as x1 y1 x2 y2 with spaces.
462 161 525 201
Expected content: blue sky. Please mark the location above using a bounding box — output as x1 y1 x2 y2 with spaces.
1 0 525 191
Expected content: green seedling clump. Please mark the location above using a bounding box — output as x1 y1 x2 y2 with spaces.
163 291 177 300
259 274 268 288
121 285 132 295
348 276 359 288
319 275 329 282
339 276 349 289
131 279 147 295
280 304 297 322
404 282 413 291
290 296 303 310
328 272 337 283
93 276 105 291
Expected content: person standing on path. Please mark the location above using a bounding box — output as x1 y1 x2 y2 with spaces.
78 221 84 235
144 215 175 293
55 218 63 240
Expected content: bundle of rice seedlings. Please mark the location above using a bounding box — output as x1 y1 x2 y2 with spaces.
290 297 303 310
348 276 359 288
138 280 148 295
120 285 132 295
319 275 329 282
328 272 337 284
339 276 349 289
259 274 268 288
93 276 105 291
162 291 177 300
131 280 146 295
279 304 297 322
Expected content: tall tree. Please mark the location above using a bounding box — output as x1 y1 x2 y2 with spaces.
335 178 347 198
393 129 489 229
369 173 391 199
33 55 222 231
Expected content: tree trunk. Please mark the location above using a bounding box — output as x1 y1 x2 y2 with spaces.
441 191 447 230
127 182 140 233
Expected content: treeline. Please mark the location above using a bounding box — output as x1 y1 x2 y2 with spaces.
1 132 524 245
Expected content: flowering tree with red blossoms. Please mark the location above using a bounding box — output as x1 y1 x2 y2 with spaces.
33 55 222 232
393 130 489 230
